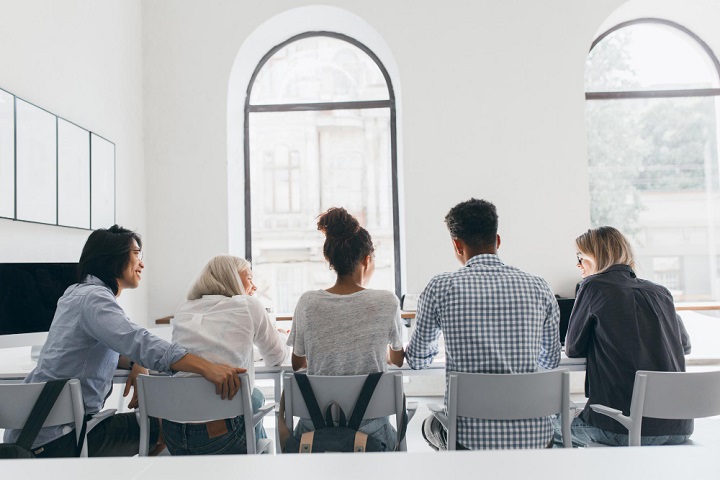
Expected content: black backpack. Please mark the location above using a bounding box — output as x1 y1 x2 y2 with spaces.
0 379 84 459
282 372 407 453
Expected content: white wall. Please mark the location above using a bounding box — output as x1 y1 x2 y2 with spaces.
142 0 632 319
0 1 716 324
0 0 147 322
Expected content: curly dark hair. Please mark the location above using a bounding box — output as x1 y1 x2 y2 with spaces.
444 198 498 249
78 225 142 295
317 207 374 277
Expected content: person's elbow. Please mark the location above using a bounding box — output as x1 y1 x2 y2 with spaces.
388 347 404 368
291 353 307 371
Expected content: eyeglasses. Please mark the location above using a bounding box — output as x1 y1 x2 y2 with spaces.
132 249 144 261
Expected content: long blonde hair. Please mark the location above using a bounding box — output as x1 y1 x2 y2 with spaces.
186 255 250 300
575 226 635 273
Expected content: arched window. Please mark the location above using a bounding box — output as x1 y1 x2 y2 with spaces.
244 32 400 313
585 19 720 301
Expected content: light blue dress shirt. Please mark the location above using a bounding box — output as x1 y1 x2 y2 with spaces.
4 275 187 448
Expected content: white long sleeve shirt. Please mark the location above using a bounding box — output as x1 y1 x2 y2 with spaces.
171 294 289 390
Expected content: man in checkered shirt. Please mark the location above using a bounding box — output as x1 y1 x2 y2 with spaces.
406 198 561 449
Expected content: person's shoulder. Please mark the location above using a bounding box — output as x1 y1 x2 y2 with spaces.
296 289 323 304
425 271 455 289
76 281 114 303
504 265 553 290
364 289 400 305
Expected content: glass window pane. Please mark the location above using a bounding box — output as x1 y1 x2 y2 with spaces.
58 119 90 229
90 134 115 229
0 90 14 219
586 23 719 92
16 99 57 225
249 36 390 104
249 108 394 312
586 95 720 300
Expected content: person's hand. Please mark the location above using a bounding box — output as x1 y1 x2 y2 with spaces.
277 327 290 334
202 364 247 400
123 363 148 409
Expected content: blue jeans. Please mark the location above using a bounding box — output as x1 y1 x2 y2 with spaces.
162 388 267 455
552 415 690 447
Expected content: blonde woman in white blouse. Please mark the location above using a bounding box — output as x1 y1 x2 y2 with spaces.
164 255 289 455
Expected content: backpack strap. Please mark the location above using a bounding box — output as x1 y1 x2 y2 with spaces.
347 372 382 431
15 379 70 451
324 402 348 428
294 373 327 430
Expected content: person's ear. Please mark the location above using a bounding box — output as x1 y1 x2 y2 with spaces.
361 254 371 269
452 238 463 256
496 234 501 249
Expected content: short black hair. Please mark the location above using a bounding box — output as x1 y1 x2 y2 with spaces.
78 225 142 295
444 198 498 249
317 207 374 277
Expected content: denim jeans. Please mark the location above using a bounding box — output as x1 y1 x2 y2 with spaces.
31 413 160 457
552 415 690 447
162 388 267 455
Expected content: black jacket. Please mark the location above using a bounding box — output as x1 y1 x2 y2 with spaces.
565 264 693 436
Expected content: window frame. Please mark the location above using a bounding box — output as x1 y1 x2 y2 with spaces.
585 18 720 101
243 31 402 298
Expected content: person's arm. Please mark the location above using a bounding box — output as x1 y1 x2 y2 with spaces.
80 288 187 373
170 353 246 400
80 287 244 400
538 287 561 370
387 347 404 367
249 298 290 367
287 296 307 371
564 282 597 358
405 279 442 370
291 353 307 371
677 313 692 355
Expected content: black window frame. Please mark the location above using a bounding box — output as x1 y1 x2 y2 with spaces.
243 31 402 298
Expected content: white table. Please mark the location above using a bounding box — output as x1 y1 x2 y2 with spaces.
0 444 718 479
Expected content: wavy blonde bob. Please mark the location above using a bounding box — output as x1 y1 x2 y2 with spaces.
186 255 251 300
575 226 635 273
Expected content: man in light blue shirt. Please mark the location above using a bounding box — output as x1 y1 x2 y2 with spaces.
406 199 560 450
4 225 247 457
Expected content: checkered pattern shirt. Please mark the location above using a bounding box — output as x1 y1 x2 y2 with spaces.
406 254 561 449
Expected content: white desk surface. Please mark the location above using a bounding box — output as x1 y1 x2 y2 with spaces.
1 445 718 479
0 345 586 382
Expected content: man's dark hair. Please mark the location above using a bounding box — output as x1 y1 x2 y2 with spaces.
444 198 498 249
78 225 142 295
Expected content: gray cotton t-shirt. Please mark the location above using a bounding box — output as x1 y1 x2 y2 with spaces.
287 289 403 376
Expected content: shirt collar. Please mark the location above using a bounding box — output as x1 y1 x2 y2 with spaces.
84 274 113 291
598 264 637 277
464 254 504 268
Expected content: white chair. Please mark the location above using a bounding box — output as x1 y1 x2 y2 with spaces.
0 379 114 457
590 370 720 446
136 373 274 455
280 371 417 452
428 369 573 449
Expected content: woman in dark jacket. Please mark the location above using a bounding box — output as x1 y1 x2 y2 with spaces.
565 226 692 446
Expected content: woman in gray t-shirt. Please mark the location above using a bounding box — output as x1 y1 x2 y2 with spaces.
287 207 404 449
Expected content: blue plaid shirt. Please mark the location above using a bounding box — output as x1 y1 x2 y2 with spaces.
406 254 561 449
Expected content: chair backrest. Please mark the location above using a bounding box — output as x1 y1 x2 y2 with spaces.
633 370 720 420
0 379 85 452
136 373 256 455
282 371 406 450
447 370 572 448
